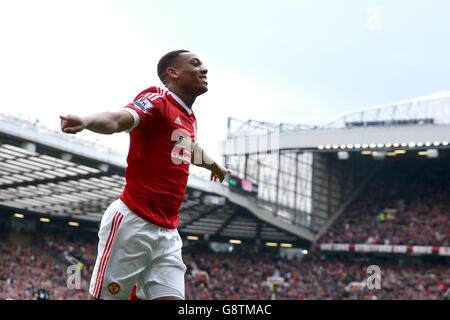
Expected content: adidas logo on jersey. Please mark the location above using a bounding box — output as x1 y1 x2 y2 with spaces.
174 116 182 125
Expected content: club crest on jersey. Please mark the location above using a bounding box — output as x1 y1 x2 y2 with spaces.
133 97 153 113
107 282 120 295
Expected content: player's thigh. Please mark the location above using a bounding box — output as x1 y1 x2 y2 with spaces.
139 229 187 300
140 255 187 300
89 201 149 300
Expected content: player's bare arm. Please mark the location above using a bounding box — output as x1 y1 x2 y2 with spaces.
60 111 134 135
191 143 232 182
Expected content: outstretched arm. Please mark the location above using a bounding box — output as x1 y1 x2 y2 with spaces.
60 111 134 135
191 143 232 182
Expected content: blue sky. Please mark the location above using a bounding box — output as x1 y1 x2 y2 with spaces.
0 0 449 163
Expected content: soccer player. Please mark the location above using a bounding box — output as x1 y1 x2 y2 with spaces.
60 50 231 300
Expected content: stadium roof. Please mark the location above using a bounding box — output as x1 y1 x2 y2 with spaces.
0 113 311 246
321 90 450 129
221 91 450 155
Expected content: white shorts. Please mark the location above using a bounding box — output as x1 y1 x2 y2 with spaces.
89 198 187 300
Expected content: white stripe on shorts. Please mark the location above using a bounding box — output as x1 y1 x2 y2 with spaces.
93 211 124 298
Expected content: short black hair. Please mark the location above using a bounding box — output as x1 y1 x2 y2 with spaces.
157 49 190 84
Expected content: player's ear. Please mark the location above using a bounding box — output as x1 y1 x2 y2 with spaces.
167 67 179 80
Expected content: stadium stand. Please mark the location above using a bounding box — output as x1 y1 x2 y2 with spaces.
0 224 96 300
184 245 449 300
317 151 449 247
1 222 448 300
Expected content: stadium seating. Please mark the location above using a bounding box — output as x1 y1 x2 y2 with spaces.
0 230 96 300
184 246 449 300
1 231 448 300
318 158 449 247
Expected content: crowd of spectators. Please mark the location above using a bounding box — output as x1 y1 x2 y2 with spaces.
318 158 449 246
0 241 91 300
1 229 448 300
184 246 449 300
0 229 97 300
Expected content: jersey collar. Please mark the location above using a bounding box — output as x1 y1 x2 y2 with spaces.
168 90 192 115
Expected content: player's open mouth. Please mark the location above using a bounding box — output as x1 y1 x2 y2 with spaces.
199 76 208 84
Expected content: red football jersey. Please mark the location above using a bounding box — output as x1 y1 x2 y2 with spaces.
119 86 197 229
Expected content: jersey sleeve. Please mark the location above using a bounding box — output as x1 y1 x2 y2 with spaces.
121 107 140 133
123 95 163 132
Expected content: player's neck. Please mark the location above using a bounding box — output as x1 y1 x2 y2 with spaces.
167 87 195 108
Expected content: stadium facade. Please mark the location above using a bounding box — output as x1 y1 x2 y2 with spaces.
221 91 450 246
